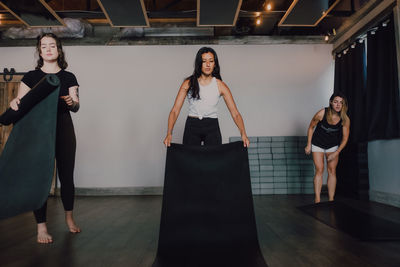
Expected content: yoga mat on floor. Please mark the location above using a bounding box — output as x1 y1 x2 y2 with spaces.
153 141 268 267
0 74 60 219
298 201 400 241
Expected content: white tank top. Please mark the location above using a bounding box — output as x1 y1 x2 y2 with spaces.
188 77 221 119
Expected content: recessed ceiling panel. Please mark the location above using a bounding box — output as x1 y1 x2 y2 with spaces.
97 0 149 27
197 0 242 26
279 0 341 27
0 0 64 27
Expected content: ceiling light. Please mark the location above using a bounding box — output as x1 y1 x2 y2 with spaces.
382 19 390 27
369 27 378 35
266 3 272 11
350 43 356 48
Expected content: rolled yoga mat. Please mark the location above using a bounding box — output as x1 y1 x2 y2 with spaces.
0 75 59 125
153 141 268 267
0 74 60 219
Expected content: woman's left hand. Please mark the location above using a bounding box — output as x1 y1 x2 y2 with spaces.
241 134 250 147
327 151 339 162
60 95 74 106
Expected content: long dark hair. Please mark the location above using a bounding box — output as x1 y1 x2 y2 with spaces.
35 33 68 70
187 47 222 100
328 91 349 125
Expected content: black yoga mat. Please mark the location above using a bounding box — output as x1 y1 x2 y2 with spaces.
0 75 59 125
298 201 400 241
153 141 268 267
0 74 60 219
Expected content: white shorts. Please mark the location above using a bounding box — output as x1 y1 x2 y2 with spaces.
311 144 338 153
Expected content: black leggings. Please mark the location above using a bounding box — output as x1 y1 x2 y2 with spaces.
183 117 222 146
34 113 76 223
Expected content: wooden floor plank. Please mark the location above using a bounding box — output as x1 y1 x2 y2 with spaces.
0 195 399 267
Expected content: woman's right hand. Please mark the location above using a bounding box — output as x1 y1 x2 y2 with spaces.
304 144 311 155
9 98 20 111
163 134 172 147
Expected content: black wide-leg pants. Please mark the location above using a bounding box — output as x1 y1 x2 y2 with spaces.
182 117 222 146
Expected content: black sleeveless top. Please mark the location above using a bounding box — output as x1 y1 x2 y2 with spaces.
311 108 343 149
21 69 79 114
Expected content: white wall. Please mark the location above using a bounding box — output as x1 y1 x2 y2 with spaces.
0 44 334 187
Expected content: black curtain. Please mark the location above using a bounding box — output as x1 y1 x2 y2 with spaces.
334 42 369 199
366 14 400 140
334 13 400 199
334 41 367 143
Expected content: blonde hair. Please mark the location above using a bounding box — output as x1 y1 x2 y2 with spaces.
327 92 349 126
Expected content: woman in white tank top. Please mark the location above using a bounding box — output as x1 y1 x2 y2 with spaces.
163 47 249 147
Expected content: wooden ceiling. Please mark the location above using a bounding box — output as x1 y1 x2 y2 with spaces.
0 0 374 38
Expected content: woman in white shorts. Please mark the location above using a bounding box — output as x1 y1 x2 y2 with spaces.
305 92 350 203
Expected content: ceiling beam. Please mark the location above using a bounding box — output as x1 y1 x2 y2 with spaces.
0 0 65 27
0 34 326 47
332 0 397 52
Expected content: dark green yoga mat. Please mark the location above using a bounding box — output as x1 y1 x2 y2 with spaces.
0 75 60 219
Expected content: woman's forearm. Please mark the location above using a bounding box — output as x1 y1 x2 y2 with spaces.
232 113 247 136
337 136 348 153
307 126 314 145
167 110 178 135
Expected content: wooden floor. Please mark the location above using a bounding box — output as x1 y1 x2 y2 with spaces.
1 195 400 267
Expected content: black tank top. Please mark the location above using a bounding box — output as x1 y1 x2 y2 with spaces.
21 69 79 114
311 108 343 149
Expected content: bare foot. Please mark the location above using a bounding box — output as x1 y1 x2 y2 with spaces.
37 223 53 244
65 211 81 233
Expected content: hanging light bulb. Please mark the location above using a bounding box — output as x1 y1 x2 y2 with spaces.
256 16 262 25
324 35 329 41
266 3 272 11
